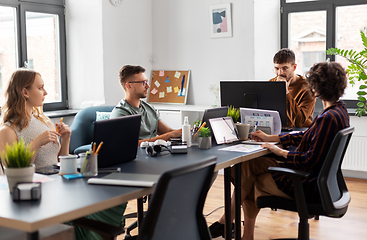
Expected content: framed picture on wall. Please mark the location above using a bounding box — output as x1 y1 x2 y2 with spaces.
209 3 232 38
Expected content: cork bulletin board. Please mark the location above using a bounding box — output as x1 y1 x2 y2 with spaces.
147 70 190 104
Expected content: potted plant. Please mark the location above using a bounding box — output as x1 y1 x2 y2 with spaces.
1 138 35 193
227 105 240 123
198 127 212 149
326 30 367 117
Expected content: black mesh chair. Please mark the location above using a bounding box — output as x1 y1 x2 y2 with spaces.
257 126 354 240
73 156 216 240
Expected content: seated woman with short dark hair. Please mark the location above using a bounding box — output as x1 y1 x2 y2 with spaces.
209 62 350 240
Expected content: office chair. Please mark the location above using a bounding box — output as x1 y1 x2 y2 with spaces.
69 105 114 154
73 157 217 240
256 126 354 240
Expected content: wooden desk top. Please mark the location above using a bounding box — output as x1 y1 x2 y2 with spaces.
0 143 269 232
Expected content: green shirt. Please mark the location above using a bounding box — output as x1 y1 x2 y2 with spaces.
110 99 160 140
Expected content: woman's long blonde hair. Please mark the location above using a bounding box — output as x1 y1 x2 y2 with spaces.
1 68 49 131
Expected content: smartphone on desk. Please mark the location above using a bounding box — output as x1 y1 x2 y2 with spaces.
36 166 59 175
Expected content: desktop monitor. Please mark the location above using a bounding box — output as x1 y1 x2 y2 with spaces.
220 81 287 125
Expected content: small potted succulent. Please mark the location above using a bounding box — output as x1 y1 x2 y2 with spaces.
1 138 35 193
198 127 212 149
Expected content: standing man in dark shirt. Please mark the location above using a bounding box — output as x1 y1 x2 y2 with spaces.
269 48 316 127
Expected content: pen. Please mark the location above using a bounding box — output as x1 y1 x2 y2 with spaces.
56 117 63 132
252 121 258 133
192 122 206 141
95 142 104 155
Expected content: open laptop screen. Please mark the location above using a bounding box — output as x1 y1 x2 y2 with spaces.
209 117 239 144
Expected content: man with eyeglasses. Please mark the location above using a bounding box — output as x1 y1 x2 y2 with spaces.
269 48 315 128
111 65 182 146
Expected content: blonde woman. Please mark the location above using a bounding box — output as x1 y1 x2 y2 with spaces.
0 68 71 171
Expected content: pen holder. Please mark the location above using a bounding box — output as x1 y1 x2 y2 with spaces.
81 154 98 177
77 152 88 169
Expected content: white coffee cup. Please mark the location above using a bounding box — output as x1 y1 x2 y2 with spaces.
59 155 78 174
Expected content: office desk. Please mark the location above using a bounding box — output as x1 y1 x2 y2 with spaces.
0 174 152 239
113 144 270 240
0 143 269 240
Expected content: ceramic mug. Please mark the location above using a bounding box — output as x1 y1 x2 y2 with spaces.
236 123 251 140
59 155 78 174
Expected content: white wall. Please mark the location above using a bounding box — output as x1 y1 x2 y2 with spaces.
66 0 153 109
101 0 153 106
152 0 254 106
65 0 105 108
66 0 280 108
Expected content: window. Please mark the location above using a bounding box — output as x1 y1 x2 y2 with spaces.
280 0 367 108
0 0 67 110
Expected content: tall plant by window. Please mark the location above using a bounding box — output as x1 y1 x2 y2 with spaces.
326 30 367 117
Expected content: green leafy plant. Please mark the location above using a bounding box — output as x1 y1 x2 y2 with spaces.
326 30 367 117
198 127 212 138
227 106 240 123
1 138 34 168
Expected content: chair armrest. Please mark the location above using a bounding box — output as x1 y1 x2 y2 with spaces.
72 217 124 239
268 166 311 219
268 166 309 179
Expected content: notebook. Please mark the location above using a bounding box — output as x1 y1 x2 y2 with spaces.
93 114 141 168
88 173 160 187
209 117 240 145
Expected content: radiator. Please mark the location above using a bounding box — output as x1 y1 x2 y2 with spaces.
342 136 367 172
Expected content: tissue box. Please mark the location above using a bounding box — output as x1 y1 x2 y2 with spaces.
12 182 41 201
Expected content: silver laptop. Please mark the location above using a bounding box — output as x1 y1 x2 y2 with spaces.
209 117 240 144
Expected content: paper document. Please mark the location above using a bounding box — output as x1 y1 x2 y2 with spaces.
219 144 264 153
242 140 279 145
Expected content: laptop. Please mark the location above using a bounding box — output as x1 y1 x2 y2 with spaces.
93 114 141 168
209 116 240 145
201 106 229 133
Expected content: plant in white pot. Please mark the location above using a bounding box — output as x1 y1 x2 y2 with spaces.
1 138 35 193
198 127 212 149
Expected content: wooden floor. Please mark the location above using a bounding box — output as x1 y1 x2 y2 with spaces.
118 175 367 240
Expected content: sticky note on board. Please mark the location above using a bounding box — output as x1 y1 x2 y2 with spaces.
151 88 158 95
159 71 164 76
174 71 181 78
167 86 172 93
174 86 179 93
159 92 165 98
154 80 160 88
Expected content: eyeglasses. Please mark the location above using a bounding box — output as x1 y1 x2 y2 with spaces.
128 80 149 87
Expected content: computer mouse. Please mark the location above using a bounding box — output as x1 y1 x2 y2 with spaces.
140 141 149 148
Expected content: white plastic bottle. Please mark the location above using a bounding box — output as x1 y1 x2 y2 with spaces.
182 116 191 147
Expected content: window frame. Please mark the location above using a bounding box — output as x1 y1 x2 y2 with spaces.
280 0 367 110
0 0 67 111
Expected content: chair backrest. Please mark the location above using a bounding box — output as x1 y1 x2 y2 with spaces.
317 126 354 217
137 157 216 240
69 106 114 153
